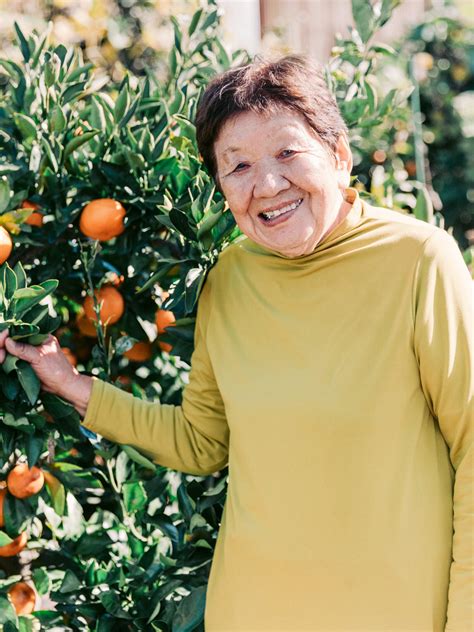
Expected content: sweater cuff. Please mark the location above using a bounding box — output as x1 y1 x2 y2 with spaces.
81 377 107 433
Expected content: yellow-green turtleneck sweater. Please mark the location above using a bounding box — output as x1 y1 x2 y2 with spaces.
83 192 473 631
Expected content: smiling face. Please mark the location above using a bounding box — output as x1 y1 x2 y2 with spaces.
214 109 353 257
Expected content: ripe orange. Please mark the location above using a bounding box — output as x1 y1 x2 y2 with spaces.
0 226 13 264
21 200 44 227
83 286 125 326
0 488 6 527
124 341 152 362
61 347 78 367
155 308 175 334
76 313 98 338
0 531 27 557
79 198 126 241
7 581 36 615
156 308 175 353
7 464 45 499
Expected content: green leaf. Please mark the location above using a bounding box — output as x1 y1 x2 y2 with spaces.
170 16 183 54
169 208 198 241
14 113 37 141
90 97 107 131
0 597 17 626
1 413 31 432
16 360 41 405
0 530 13 547
12 279 58 317
114 80 131 123
188 8 203 36
172 585 206 632
59 569 82 593
63 130 99 159
0 178 11 214
26 434 44 468
413 186 433 223
44 471 66 515
18 613 38 632
40 137 59 172
61 80 87 104
201 10 219 31
14 22 30 62
122 481 147 514
32 568 52 596
2 263 17 300
184 267 206 312
121 445 156 471
380 0 401 27
49 104 67 133
99 591 132 619
9 323 40 340
12 262 27 289
352 0 377 43
1 353 19 374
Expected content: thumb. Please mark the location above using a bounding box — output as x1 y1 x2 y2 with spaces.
5 338 39 364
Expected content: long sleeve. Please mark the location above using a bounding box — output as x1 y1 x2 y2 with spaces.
81 280 229 476
413 229 473 630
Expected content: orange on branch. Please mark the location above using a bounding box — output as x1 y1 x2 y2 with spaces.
7 464 44 499
7 581 36 615
155 308 176 334
83 286 125 326
0 532 27 557
156 308 175 353
0 226 13 264
124 341 152 362
21 200 44 227
76 313 98 338
79 198 126 241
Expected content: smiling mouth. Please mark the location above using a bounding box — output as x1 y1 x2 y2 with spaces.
258 198 303 223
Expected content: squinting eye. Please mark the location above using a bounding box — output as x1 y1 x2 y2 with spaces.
233 163 249 173
279 149 295 158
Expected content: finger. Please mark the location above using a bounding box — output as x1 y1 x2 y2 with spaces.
5 338 40 364
0 349 5 363
0 329 8 346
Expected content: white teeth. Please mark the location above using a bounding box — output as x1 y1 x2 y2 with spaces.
261 198 302 220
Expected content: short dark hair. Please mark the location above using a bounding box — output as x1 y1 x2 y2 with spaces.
195 55 348 181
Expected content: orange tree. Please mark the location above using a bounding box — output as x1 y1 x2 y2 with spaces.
0 0 461 629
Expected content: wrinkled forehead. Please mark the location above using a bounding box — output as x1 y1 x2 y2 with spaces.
214 108 322 163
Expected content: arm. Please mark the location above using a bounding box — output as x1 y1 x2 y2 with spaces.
81 281 229 476
413 229 473 630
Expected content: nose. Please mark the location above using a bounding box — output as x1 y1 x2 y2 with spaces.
252 161 290 199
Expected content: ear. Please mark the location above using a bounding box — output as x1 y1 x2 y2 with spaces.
334 133 353 189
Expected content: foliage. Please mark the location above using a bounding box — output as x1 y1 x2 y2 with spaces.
344 4 474 251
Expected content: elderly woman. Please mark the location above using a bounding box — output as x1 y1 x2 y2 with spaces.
0 56 472 631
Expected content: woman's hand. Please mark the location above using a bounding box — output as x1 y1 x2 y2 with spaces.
0 330 93 416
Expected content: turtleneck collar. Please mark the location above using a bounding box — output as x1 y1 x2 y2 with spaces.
241 187 364 260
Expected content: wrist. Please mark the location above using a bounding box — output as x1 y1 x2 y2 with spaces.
60 373 94 417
